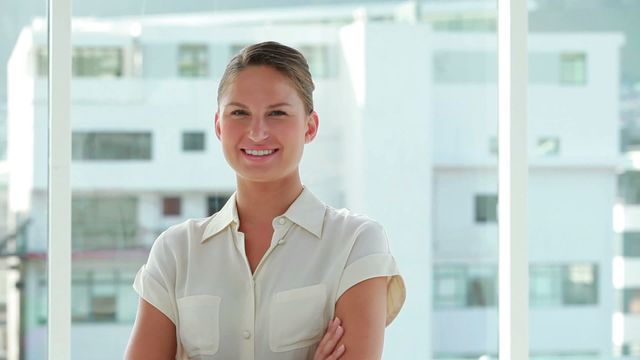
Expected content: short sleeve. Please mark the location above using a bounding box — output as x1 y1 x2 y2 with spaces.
133 232 177 325
336 220 406 326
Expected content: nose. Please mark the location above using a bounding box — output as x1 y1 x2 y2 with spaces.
248 116 269 142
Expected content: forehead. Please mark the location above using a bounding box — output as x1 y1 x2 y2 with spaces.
221 66 302 106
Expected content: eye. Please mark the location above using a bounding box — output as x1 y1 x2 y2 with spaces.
268 110 287 116
230 109 248 116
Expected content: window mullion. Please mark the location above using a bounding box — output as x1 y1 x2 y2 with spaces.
498 0 529 358
48 0 72 358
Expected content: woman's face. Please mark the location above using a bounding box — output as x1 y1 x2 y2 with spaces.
215 65 318 184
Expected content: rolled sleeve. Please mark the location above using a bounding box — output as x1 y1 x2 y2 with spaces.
133 264 176 324
336 220 406 326
132 232 178 325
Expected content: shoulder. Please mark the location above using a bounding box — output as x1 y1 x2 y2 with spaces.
151 216 213 253
323 205 388 245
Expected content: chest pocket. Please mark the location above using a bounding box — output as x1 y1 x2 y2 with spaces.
177 295 221 357
269 283 328 352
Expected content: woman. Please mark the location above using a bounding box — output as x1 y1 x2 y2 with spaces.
125 41 405 360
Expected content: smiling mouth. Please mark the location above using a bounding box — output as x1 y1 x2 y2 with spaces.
241 148 279 157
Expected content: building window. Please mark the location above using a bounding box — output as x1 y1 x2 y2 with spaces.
299 45 331 78
530 265 563 306
430 16 496 31
433 266 466 308
536 136 560 156
559 52 587 85
183 131 206 151
40 270 136 324
489 136 498 155
178 44 209 77
563 264 597 304
230 44 332 78
531 263 598 306
207 194 231 216
163 197 181 216
36 47 48 77
37 46 124 77
230 44 247 57
72 195 138 250
475 194 498 223
434 264 497 308
623 232 640 257
621 123 640 153
466 266 497 306
72 132 152 160
567 264 597 305
433 51 497 84
615 342 640 357
618 171 640 204
623 288 640 314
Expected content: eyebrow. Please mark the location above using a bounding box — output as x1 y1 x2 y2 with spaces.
225 102 292 109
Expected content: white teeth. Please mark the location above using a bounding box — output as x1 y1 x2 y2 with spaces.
245 149 275 156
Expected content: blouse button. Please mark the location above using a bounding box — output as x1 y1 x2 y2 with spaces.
243 330 252 339
277 218 286 225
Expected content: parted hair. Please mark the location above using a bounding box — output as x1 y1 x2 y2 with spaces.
217 41 315 114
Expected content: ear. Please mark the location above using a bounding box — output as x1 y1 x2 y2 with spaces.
304 111 319 144
214 111 222 141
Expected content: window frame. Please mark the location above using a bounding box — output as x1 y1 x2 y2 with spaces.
47 1 529 359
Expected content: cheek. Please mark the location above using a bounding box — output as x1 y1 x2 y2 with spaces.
219 123 239 141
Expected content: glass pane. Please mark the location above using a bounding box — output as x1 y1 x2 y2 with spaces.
427 0 498 358
529 1 639 358
3 1 49 359
63 1 497 359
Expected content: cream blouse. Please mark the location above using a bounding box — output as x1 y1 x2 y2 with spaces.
133 186 406 360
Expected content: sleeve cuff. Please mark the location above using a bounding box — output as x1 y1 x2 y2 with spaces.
336 253 406 326
133 264 177 325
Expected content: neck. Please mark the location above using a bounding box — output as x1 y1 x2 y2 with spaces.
235 173 304 229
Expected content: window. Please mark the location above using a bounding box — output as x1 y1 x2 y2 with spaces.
489 136 498 155
430 16 496 31
536 137 560 156
230 44 332 78
466 267 497 306
531 264 598 306
37 46 124 77
36 46 48 77
559 52 587 85
475 194 498 223
623 288 640 314
433 51 497 84
434 265 497 308
434 266 466 308
230 44 247 57
530 266 563 306
615 342 640 357
40 270 135 324
72 132 152 160
621 122 640 153
618 171 640 204
90 271 117 322
72 196 138 250
182 131 205 151
207 194 231 216
299 45 331 78
163 197 181 216
178 44 209 77
623 232 640 257
562 263 598 305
